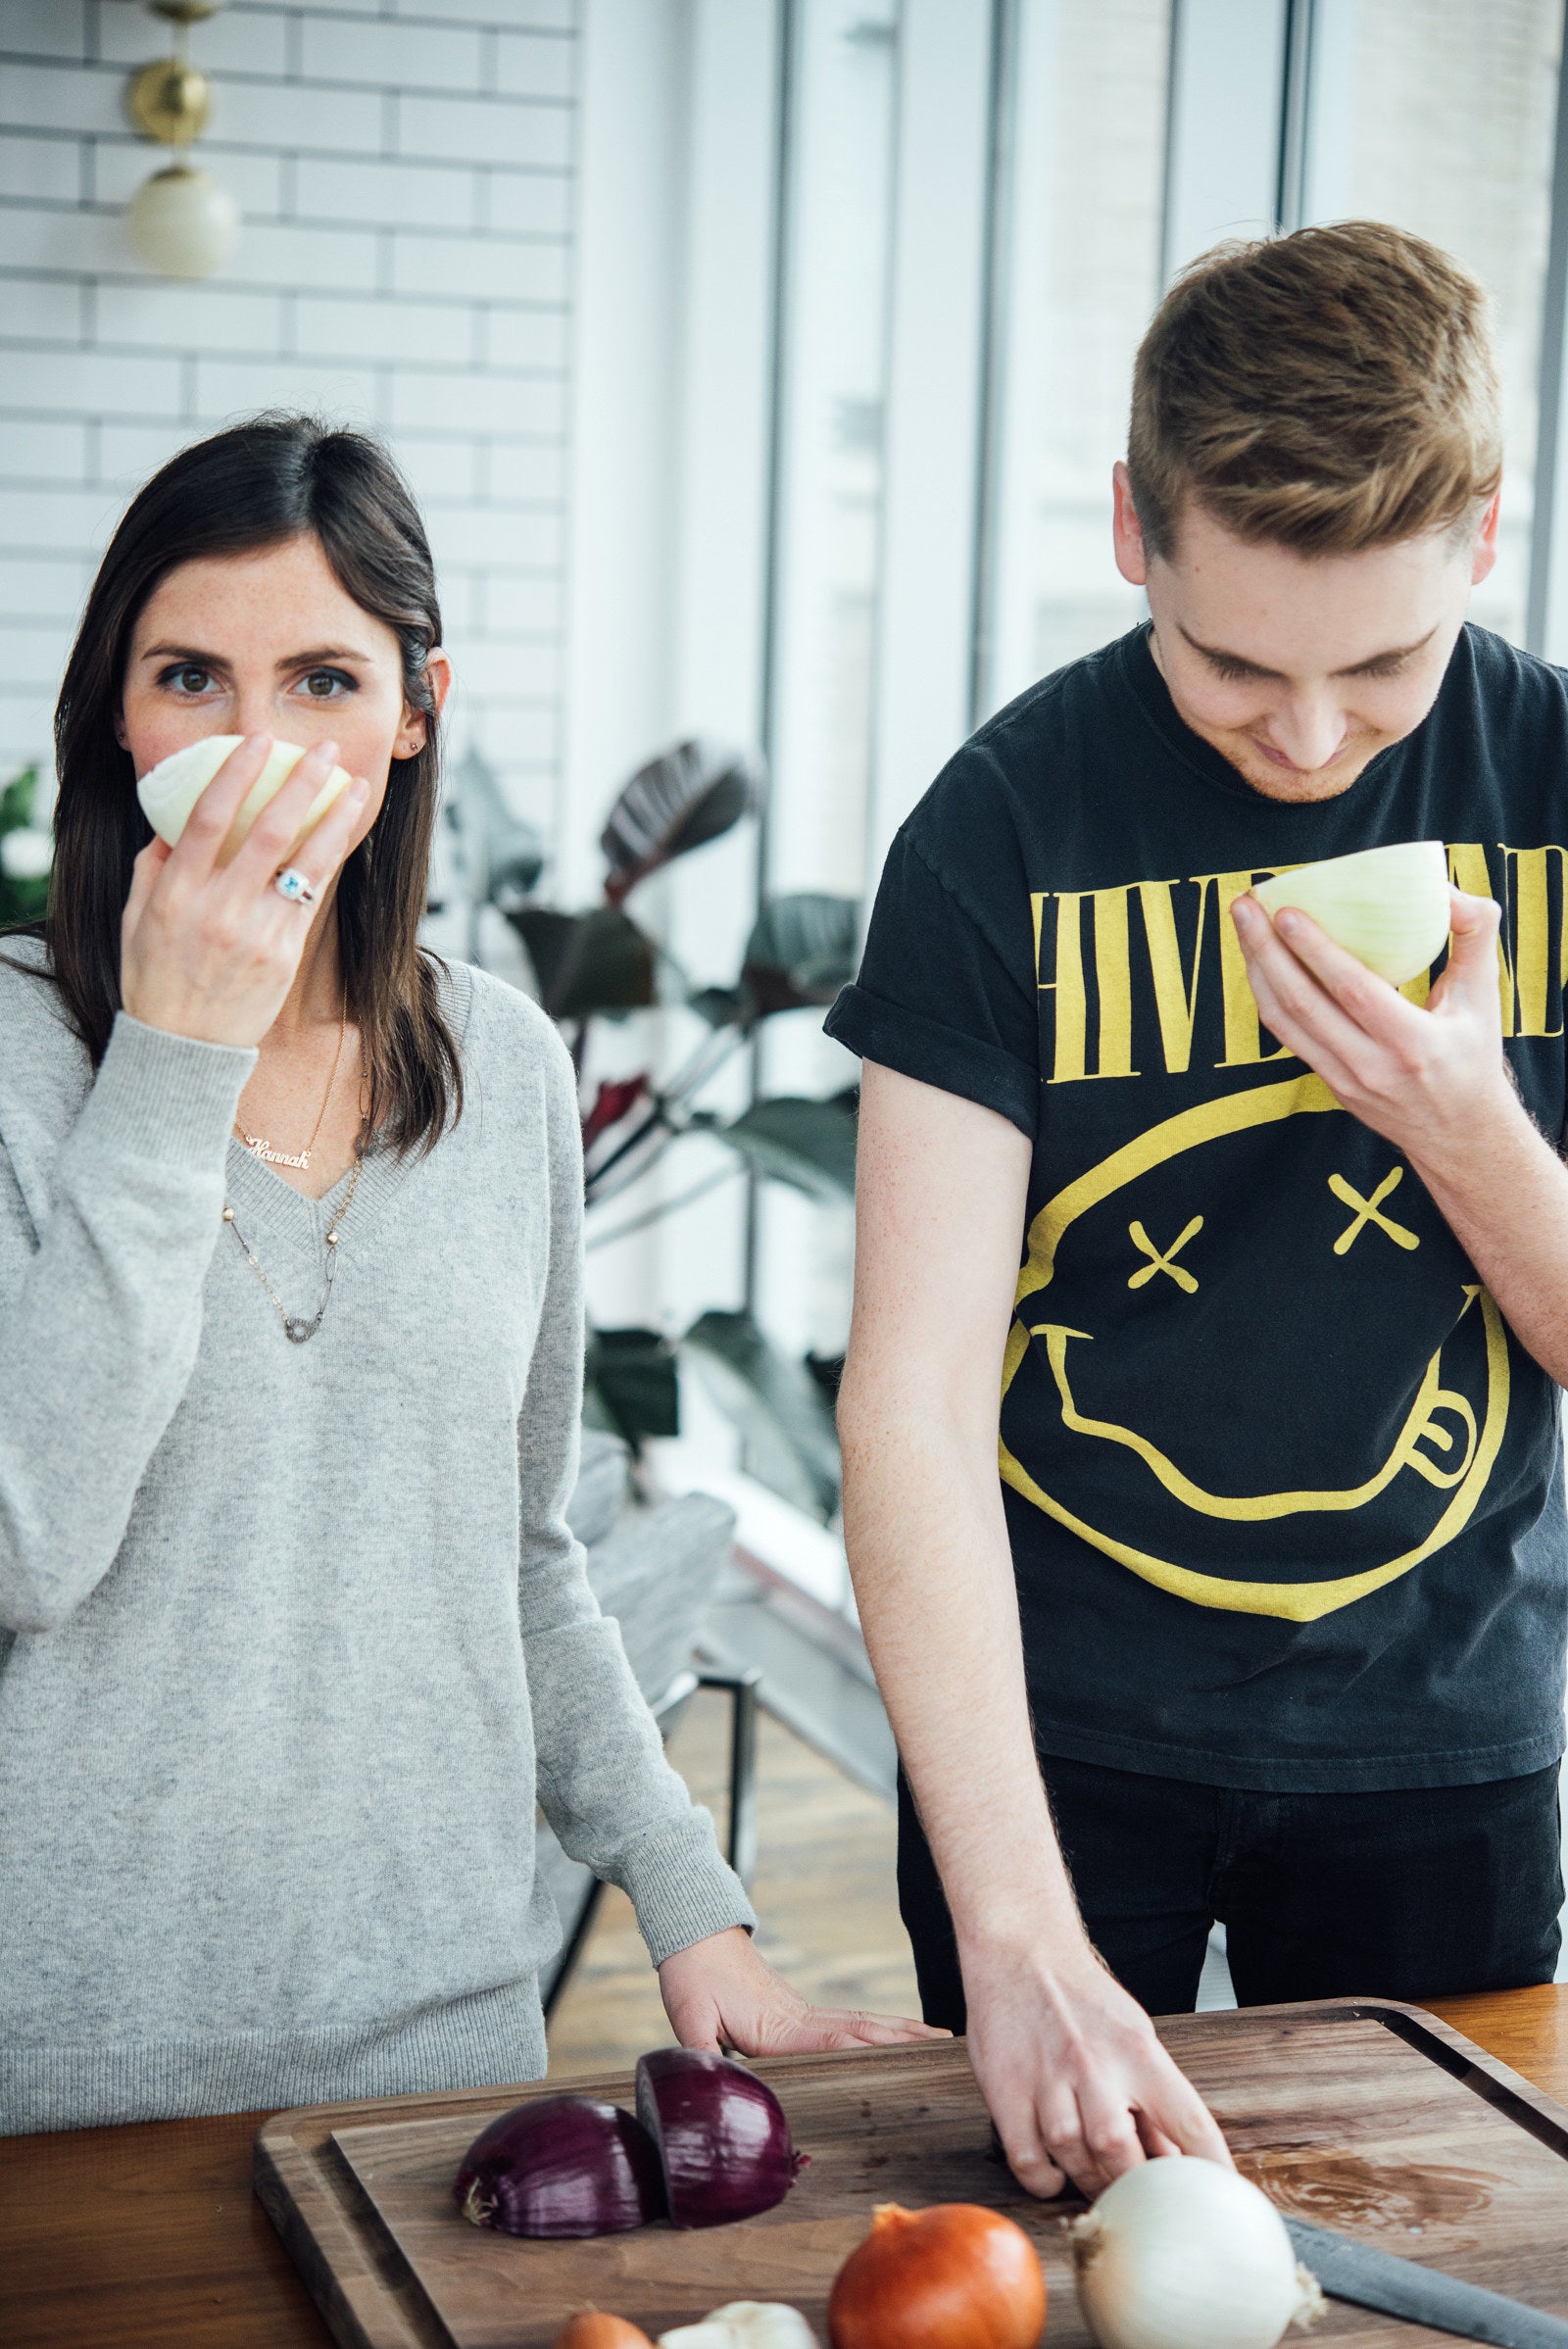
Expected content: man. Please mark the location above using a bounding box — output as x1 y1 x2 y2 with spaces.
828 221 1568 2204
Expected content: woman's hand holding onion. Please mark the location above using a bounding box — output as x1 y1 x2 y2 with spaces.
121 733 369 1050
961 1930 1234 2200
657 1925 949 2057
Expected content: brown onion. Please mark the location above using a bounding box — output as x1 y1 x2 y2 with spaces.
827 2203 1047 2349
455 2095 664 2237
554 2317 656 2349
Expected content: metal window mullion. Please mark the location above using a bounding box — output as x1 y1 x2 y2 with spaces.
1526 0 1568 660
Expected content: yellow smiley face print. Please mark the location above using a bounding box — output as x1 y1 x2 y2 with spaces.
999 1074 1510 1623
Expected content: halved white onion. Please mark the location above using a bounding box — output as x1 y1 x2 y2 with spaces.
1251 840 1450 987
1070 2157 1324 2349
136 735 354 868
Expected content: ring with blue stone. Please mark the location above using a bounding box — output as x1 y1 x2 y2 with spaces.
272 866 317 907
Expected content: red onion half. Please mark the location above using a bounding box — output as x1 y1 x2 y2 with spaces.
634 2048 808 2229
455 2094 665 2237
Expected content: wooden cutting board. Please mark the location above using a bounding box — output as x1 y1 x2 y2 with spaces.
255 1999 1568 2349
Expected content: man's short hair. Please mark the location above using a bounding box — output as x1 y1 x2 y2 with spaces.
1126 220 1502 561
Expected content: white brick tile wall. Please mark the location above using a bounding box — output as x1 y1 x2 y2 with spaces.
215 220 382 293
486 169 572 237
0 484 125 554
423 499 564 571
193 354 383 423
480 572 562 633
294 291 475 365
395 90 569 170
95 420 220 493
292 156 476 232
0 694 59 753
97 6 290 79
93 283 285 356
0 416 87 480
392 433 482 503
389 226 567 303
0 1 578 807
0 556 88 623
0 131 78 203
387 367 564 435
486 305 568 371
300 18 485 91
89 140 286 217
1 63 125 139
0 276 87 342
495 31 575 103
0 2 85 64
0 349 185 418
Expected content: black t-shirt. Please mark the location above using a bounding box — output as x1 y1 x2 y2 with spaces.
826 622 1568 1790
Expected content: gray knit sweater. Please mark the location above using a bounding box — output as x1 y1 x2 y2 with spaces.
0 940 754 2136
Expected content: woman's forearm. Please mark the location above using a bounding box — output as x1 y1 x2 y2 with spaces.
0 1013 251 1633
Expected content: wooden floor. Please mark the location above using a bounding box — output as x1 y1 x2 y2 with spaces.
547 1689 922 2076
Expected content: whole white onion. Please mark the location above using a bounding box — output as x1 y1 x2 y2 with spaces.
136 736 354 868
1069 2157 1324 2349
1251 839 1450 988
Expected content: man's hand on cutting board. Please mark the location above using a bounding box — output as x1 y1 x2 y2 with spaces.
658 1925 950 2057
961 1928 1233 2199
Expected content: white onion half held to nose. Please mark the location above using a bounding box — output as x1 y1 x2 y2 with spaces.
136 736 355 868
1250 840 1450 988
1069 2156 1324 2349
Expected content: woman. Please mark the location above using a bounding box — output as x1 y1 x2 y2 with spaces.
0 416 934 2134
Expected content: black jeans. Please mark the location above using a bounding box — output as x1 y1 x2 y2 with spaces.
897 1752 1563 2026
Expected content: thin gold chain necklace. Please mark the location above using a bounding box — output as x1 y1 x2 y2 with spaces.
234 994 348 1170
223 1063 371 1346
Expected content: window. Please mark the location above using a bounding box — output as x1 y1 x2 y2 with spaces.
1302 0 1565 645
980 0 1174 719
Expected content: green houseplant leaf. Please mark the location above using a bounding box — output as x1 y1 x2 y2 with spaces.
508 905 659 1020
717 1092 858 1200
682 1309 841 1521
585 1326 680 1450
448 745 546 906
601 737 765 906
688 893 860 1028
0 765 50 927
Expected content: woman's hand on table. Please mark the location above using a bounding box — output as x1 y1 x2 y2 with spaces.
658 1925 949 2057
122 734 370 1050
962 1927 1233 2200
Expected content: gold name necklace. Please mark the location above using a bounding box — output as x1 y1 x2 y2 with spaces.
234 993 347 1170
224 1060 372 1346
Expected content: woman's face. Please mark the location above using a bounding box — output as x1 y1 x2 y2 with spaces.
116 533 450 853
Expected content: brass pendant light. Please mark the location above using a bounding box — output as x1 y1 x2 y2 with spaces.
123 1 237 281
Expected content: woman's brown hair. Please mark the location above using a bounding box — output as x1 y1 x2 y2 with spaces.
1127 220 1503 561
46 412 462 1153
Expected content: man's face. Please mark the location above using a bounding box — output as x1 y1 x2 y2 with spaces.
1110 466 1498 804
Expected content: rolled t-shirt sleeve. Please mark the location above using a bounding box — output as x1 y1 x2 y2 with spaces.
825 819 1041 1140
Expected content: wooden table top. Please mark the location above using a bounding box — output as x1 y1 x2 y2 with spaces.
1 1985 1563 2349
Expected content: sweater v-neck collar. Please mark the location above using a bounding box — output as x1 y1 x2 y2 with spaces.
220 958 474 1258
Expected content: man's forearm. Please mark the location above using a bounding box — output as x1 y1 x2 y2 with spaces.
1407 1077 1568 1386
839 1390 1089 1960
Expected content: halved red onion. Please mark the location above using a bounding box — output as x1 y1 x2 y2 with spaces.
634 2048 808 2229
454 2094 665 2237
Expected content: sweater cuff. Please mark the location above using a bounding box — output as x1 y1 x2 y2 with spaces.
84 1014 257 1167
624 1814 759 1967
